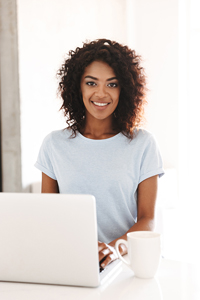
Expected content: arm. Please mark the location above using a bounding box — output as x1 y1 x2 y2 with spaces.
99 175 158 268
41 172 59 193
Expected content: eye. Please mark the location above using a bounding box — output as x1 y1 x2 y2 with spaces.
86 81 96 86
107 82 118 88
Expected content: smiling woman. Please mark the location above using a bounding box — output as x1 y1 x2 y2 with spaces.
57 39 147 140
35 39 164 270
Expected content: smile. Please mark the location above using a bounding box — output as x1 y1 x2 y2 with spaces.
91 101 110 107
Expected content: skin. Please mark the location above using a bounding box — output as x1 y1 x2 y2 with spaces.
80 60 121 139
42 60 158 269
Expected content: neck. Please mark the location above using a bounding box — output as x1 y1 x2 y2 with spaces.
80 115 119 140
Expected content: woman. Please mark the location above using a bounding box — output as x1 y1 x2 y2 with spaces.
35 39 164 269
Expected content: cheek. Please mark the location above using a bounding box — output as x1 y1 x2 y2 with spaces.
80 83 87 97
81 87 92 100
81 89 87 101
113 90 120 103
82 91 94 108
82 92 91 103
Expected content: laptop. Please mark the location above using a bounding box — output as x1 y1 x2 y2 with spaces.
0 193 121 287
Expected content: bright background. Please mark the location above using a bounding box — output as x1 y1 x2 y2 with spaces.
16 0 200 263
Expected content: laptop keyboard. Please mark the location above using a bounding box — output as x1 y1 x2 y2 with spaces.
99 266 105 273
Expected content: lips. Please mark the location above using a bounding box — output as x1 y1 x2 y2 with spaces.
91 101 110 107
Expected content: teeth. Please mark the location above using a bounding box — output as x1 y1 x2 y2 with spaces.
93 101 109 106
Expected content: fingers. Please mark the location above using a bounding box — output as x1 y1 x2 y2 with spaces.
98 242 118 269
118 243 128 255
100 253 117 269
99 246 112 262
98 242 107 252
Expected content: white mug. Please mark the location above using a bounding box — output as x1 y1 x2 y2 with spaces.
115 231 161 279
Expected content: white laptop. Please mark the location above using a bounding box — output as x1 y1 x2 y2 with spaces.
0 193 121 287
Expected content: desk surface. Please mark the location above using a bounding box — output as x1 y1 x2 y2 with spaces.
0 258 199 300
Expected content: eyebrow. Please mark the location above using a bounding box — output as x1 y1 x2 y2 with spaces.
84 75 118 81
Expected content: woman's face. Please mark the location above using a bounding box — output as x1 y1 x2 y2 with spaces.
80 60 121 122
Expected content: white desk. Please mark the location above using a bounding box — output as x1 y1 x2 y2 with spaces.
0 259 199 300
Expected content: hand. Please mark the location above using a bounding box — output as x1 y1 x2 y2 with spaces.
98 241 118 269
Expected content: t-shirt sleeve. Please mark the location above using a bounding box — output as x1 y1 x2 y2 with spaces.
34 133 57 180
139 133 164 183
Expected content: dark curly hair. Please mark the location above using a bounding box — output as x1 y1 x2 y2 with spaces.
57 39 147 139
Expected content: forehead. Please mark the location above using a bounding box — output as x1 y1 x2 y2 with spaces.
82 61 116 78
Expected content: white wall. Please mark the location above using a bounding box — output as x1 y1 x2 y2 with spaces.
129 0 179 170
17 0 179 190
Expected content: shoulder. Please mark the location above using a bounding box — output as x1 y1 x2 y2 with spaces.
120 129 161 158
116 128 156 147
43 128 72 144
134 128 155 140
127 128 157 147
136 128 160 151
39 128 73 153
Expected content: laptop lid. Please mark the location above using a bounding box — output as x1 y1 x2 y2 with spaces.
0 193 100 287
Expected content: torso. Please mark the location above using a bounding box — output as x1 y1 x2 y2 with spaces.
35 128 164 243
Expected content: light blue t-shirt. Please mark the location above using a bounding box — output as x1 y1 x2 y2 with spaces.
35 128 164 244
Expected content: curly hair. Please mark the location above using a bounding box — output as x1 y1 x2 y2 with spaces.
57 39 147 139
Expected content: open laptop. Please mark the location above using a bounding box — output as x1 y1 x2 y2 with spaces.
0 193 121 287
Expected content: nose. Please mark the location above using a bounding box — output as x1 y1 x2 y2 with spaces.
95 85 107 98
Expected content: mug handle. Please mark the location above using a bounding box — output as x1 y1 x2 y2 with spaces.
115 239 130 266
